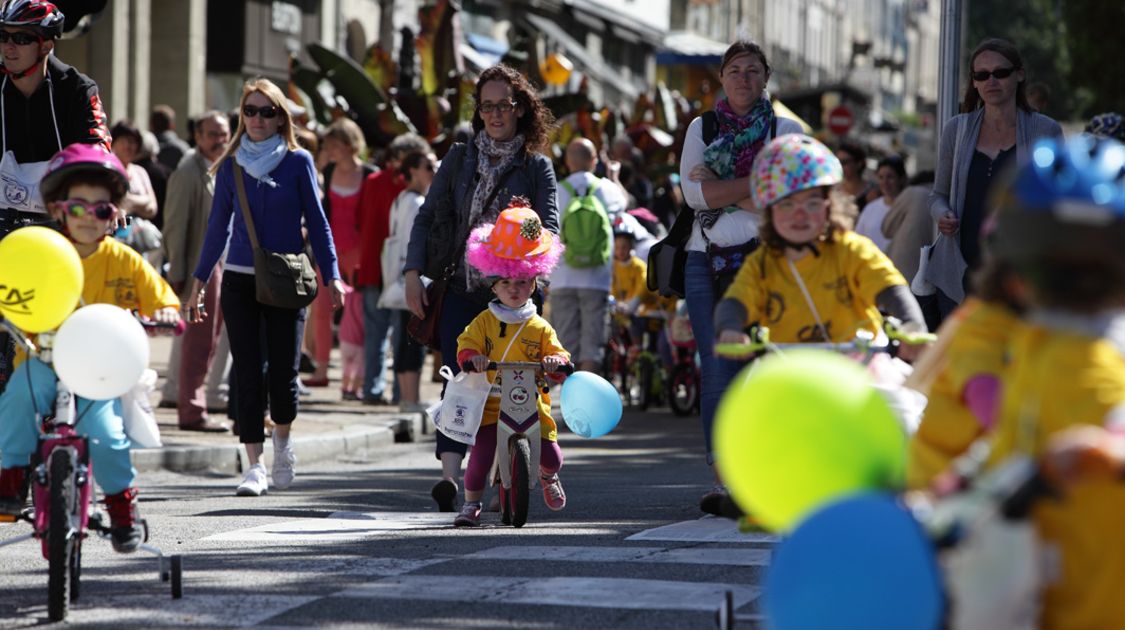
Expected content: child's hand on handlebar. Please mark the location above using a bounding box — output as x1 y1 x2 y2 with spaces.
146 307 182 336
716 330 753 358
470 354 490 373
1043 425 1125 486
542 355 565 373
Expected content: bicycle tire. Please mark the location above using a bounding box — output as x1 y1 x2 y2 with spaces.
510 436 531 528
47 449 75 621
668 365 699 417
638 357 655 411
617 353 633 409
69 540 81 602
500 482 512 526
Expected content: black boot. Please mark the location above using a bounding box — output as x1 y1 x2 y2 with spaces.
0 466 29 516
104 488 145 553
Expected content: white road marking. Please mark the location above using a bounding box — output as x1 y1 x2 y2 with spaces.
200 511 451 542
467 545 770 566
336 575 759 612
626 517 781 544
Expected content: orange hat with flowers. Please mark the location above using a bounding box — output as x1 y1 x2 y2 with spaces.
466 197 564 280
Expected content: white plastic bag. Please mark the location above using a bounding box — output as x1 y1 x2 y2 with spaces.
431 366 491 445
911 241 937 296
121 368 162 448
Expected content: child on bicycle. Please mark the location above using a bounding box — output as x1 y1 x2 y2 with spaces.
714 134 926 356
0 143 180 553
453 200 571 527
613 225 675 360
979 136 1125 629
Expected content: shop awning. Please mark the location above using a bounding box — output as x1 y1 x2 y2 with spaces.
657 31 729 66
522 13 639 99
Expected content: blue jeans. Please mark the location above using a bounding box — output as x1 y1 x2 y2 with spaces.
684 251 743 465
362 286 397 402
0 358 135 494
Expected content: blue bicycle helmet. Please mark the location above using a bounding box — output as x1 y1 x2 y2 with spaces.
989 135 1125 274
1086 112 1125 143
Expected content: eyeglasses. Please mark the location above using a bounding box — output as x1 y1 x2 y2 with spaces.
971 67 1016 82
242 104 280 119
0 30 41 46
478 101 516 115
56 199 116 221
773 196 828 215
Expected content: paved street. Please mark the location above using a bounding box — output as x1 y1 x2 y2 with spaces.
0 404 775 629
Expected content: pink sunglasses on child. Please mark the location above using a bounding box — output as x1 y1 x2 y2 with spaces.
54 199 117 221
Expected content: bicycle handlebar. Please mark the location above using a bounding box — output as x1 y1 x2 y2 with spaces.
716 318 937 359
0 309 185 358
460 360 576 376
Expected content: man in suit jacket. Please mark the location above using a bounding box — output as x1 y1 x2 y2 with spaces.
162 111 231 431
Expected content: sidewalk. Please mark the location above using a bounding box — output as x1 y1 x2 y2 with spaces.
138 336 443 475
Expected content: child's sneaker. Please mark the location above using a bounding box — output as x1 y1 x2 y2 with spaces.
0 466 28 516
541 473 566 511
431 478 458 512
236 463 269 496
453 501 482 527
104 488 145 553
271 434 296 489
699 484 728 516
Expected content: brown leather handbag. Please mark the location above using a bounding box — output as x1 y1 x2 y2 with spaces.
406 278 447 351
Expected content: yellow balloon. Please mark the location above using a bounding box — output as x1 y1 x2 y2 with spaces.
0 225 83 333
714 350 905 532
539 52 573 87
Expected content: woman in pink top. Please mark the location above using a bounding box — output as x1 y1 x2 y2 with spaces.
307 118 375 387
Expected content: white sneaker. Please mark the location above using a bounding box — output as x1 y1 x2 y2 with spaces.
271 434 297 490
236 463 269 496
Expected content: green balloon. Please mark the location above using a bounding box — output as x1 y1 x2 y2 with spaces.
714 350 905 532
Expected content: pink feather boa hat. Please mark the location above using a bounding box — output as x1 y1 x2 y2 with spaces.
466 199 564 280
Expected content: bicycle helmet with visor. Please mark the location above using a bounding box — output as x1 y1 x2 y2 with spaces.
989 136 1125 277
0 0 64 40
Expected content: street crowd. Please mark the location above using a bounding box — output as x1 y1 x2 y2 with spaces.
1 1 1125 626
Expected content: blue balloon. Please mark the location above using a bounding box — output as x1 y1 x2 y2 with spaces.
764 493 944 630
560 372 622 438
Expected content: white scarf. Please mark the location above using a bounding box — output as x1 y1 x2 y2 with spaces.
488 299 536 324
235 133 287 188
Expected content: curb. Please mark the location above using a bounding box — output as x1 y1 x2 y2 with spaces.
132 411 431 474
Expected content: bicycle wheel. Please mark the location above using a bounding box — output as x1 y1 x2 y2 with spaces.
668 365 699 417
69 540 81 602
617 353 633 409
509 436 531 528
499 482 512 526
47 449 76 621
638 357 655 411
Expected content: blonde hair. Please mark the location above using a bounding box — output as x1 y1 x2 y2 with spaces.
210 78 299 176
323 117 366 157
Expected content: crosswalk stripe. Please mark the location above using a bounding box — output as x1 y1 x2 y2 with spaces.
627 517 781 544
335 575 759 612
467 545 771 566
200 511 452 542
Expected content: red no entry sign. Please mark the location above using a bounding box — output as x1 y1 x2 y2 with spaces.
828 105 854 136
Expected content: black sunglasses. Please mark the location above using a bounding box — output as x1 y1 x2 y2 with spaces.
971 67 1016 82
0 30 41 46
242 105 280 119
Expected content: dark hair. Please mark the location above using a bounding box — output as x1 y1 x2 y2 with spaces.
150 105 175 133
44 172 129 206
961 38 1031 113
388 133 429 162
398 150 430 181
836 140 867 166
876 155 906 179
970 259 1026 314
471 65 555 154
720 40 771 79
110 120 142 147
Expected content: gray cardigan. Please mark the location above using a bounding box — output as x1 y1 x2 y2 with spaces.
926 108 1063 302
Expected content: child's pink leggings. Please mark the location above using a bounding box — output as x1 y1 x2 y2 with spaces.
464 423 563 493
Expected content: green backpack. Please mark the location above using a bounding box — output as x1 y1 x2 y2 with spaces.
560 179 612 268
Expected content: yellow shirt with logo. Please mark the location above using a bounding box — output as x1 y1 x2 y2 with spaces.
457 310 570 441
908 298 1019 488
723 231 906 342
82 238 179 314
613 255 675 317
989 323 1125 630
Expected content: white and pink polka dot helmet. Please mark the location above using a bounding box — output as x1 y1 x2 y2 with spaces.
750 134 843 209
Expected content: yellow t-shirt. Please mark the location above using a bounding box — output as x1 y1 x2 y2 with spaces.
907 298 1019 488
82 238 180 314
456 310 570 441
723 231 906 342
612 256 647 306
990 323 1125 630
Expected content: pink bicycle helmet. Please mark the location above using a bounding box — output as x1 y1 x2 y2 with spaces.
750 134 843 209
40 143 128 205
0 0 64 39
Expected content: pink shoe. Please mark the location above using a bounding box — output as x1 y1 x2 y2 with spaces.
453 501 482 527
541 473 566 511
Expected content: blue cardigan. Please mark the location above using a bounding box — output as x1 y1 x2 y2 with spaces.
193 148 340 285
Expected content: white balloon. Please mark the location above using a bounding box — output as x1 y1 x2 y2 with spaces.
53 304 149 400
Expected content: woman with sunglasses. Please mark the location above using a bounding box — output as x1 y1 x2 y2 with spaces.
186 78 345 497
926 38 1062 322
403 64 558 512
